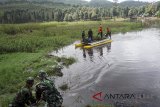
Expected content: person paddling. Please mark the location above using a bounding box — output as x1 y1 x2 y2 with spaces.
98 24 103 39
88 29 93 42
82 31 86 43
106 27 111 39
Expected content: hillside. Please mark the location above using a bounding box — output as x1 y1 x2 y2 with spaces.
0 0 87 4
53 0 87 4
120 1 148 7
89 0 112 7
0 0 148 7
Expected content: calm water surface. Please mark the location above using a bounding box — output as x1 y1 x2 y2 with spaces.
51 28 160 107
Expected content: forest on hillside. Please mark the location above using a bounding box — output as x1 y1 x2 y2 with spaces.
0 0 160 23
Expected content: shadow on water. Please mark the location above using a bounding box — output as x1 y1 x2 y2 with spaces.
52 27 160 107
82 43 111 62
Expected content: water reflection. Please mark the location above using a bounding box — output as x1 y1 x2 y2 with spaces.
82 48 86 58
99 47 103 56
106 42 111 52
87 48 93 57
82 48 94 62
82 43 112 59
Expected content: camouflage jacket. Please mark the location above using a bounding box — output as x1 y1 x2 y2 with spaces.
35 79 63 105
11 86 36 107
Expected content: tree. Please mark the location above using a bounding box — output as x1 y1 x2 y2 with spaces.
128 8 137 17
64 13 69 21
138 6 145 16
111 6 118 17
72 12 79 21
54 12 59 21
84 12 88 20
157 1 160 11
91 11 97 20
145 4 155 16
79 11 84 20
156 10 160 17
68 14 73 21
88 12 92 20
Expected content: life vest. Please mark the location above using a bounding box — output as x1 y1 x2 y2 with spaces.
107 28 110 33
98 27 102 33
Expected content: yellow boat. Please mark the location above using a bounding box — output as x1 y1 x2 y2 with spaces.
75 39 112 49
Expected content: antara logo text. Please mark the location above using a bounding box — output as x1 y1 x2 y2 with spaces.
92 92 150 102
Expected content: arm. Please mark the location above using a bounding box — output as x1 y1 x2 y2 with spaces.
53 87 63 104
29 95 36 105
48 79 63 104
20 88 32 106
35 84 43 101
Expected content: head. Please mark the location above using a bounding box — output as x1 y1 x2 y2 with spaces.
26 77 34 87
38 70 48 80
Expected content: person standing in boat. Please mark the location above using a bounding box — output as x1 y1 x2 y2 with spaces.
98 24 103 39
82 31 86 43
88 29 93 42
106 27 111 39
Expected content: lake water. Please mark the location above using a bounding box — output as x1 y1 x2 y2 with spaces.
52 28 160 107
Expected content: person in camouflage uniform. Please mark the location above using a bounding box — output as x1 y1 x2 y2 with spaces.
35 70 63 107
10 77 36 107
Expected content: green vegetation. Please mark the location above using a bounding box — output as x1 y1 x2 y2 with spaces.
0 1 160 23
0 21 143 53
0 20 143 107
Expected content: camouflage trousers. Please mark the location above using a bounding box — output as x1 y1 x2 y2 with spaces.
43 93 63 107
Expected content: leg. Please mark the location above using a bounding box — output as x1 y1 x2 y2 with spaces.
106 33 109 39
109 32 111 39
101 32 103 39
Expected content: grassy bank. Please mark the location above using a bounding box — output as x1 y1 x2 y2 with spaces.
0 21 143 53
0 20 143 107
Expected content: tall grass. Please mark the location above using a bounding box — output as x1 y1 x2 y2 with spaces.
0 35 73 53
0 21 142 53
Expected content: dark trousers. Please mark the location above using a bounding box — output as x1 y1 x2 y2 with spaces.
82 37 85 42
107 32 111 39
88 35 93 41
98 32 103 39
